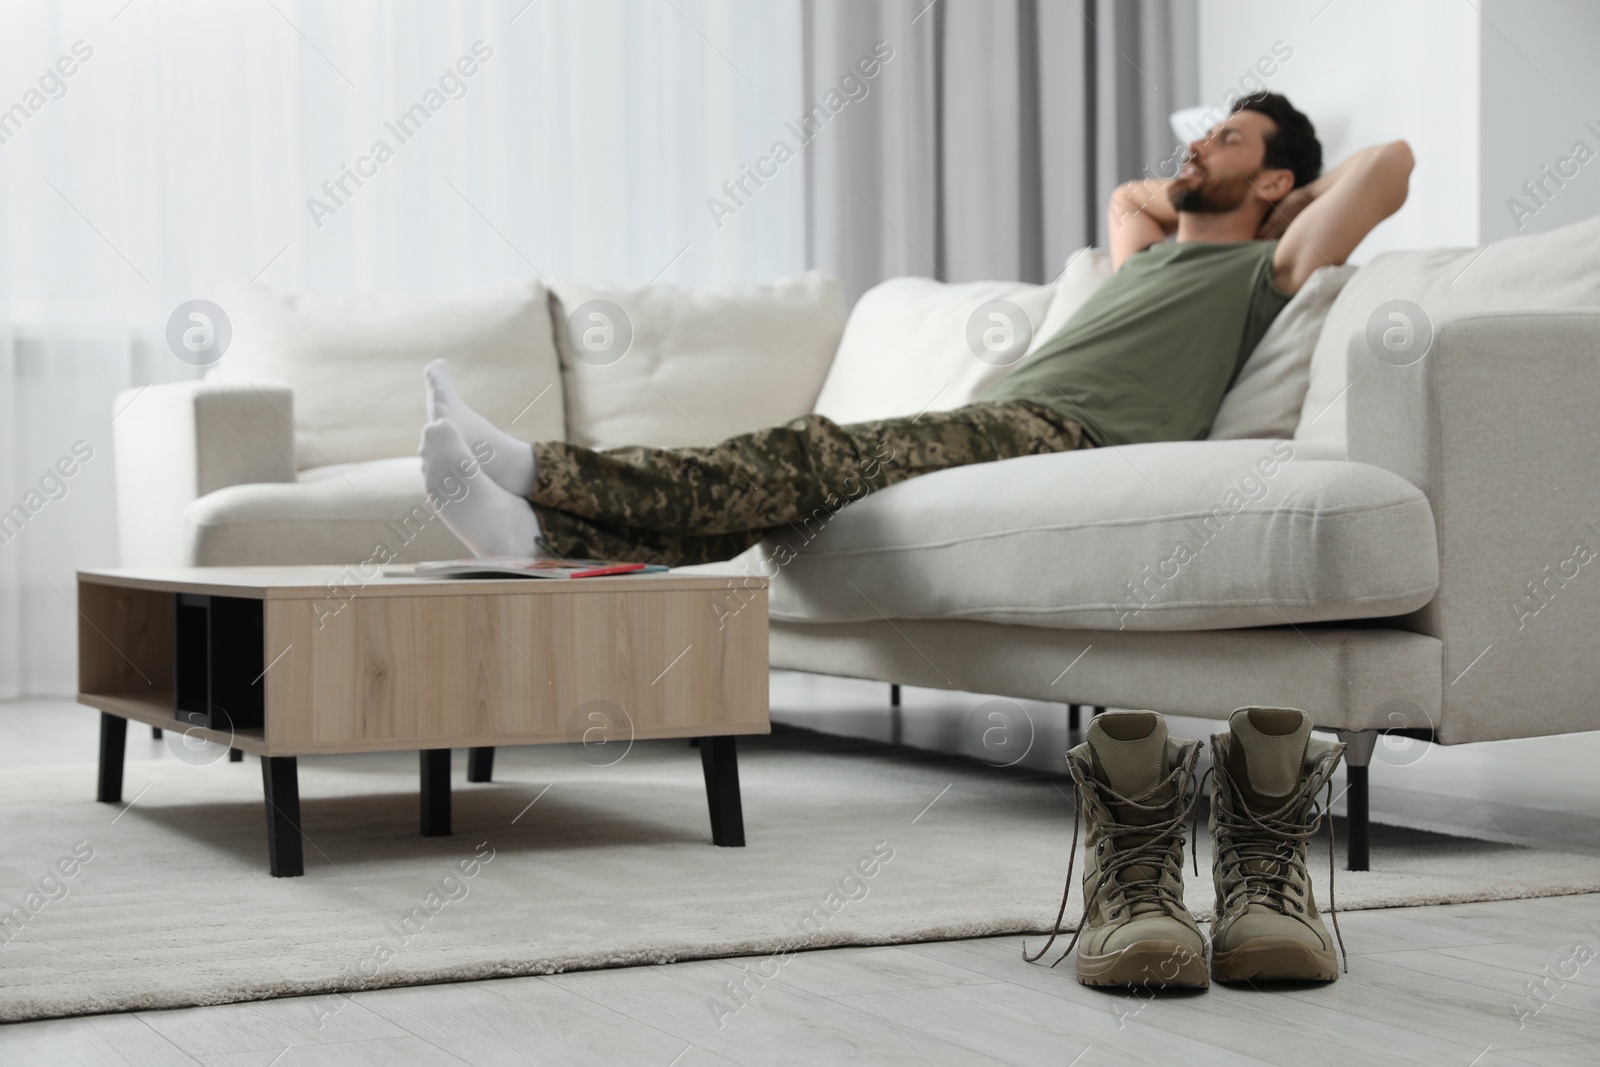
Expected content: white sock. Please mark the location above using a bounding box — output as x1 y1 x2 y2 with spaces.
419 418 544 558
424 358 538 497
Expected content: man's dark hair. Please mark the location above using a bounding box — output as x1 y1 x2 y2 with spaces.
1231 92 1321 189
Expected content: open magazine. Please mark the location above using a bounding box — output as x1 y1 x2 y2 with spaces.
383 557 670 579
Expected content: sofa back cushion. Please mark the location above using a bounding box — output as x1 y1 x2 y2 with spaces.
212 279 563 469
1295 213 1600 455
1210 264 1348 440
854 247 1344 440
812 278 1055 424
551 272 844 449
1028 249 1115 353
1042 248 1349 440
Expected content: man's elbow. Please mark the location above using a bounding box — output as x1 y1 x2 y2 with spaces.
1381 140 1414 210
1386 139 1415 174
1108 182 1140 215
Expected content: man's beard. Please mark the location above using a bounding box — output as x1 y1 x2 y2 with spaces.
1169 174 1252 214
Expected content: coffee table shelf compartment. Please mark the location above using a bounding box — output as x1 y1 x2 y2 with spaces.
174 593 265 732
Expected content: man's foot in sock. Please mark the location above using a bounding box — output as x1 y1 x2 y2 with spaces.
423 358 538 497
419 418 543 558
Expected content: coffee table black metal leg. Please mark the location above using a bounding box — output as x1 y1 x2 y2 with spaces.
698 735 745 847
260 756 304 877
421 749 452 836
97 713 127 804
229 748 244 762
466 746 494 783
151 726 163 740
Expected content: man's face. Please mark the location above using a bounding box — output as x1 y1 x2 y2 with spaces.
1169 110 1282 214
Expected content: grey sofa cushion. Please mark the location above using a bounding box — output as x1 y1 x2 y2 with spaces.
761 439 1438 631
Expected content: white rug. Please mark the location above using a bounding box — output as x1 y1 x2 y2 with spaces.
3 728 1599 1022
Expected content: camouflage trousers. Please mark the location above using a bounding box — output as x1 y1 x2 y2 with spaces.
529 399 1091 566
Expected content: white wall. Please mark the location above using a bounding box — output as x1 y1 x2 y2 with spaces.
1478 0 1600 242
1198 0 1480 258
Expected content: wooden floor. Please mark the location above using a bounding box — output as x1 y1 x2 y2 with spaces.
3 675 1599 1065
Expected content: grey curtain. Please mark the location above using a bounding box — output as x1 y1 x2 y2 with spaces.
803 0 1197 302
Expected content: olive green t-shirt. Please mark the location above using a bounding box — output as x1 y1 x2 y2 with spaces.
979 240 1292 446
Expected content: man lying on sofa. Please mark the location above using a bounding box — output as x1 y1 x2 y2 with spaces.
417 91 1413 567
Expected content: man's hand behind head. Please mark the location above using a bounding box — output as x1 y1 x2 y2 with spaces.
1257 186 1313 241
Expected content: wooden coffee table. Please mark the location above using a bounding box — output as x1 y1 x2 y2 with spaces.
75 566 768 876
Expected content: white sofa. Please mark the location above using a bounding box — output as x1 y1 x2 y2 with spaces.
113 217 1600 868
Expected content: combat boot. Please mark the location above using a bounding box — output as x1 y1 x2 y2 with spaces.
1208 706 1347 983
1027 710 1208 988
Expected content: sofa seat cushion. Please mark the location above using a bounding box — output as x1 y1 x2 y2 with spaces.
762 439 1438 631
182 458 466 567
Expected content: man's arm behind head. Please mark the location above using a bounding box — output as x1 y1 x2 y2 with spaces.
1271 140 1415 293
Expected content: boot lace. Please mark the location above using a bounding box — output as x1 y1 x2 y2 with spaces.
1197 755 1348 973
1023 743 1201 968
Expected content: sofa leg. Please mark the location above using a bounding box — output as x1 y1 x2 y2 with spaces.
888 683 904 746
1092 705 1106 718
1336 729 1377 872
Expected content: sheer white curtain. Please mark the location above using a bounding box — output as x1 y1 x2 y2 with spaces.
0 0 805 696
1 0 1188 696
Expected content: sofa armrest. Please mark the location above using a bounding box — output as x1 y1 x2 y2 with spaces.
112 380 297 567
1347 309 1600 741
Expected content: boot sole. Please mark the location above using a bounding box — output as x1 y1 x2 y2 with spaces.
1211 937 1339 983
1076 940 1210 988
